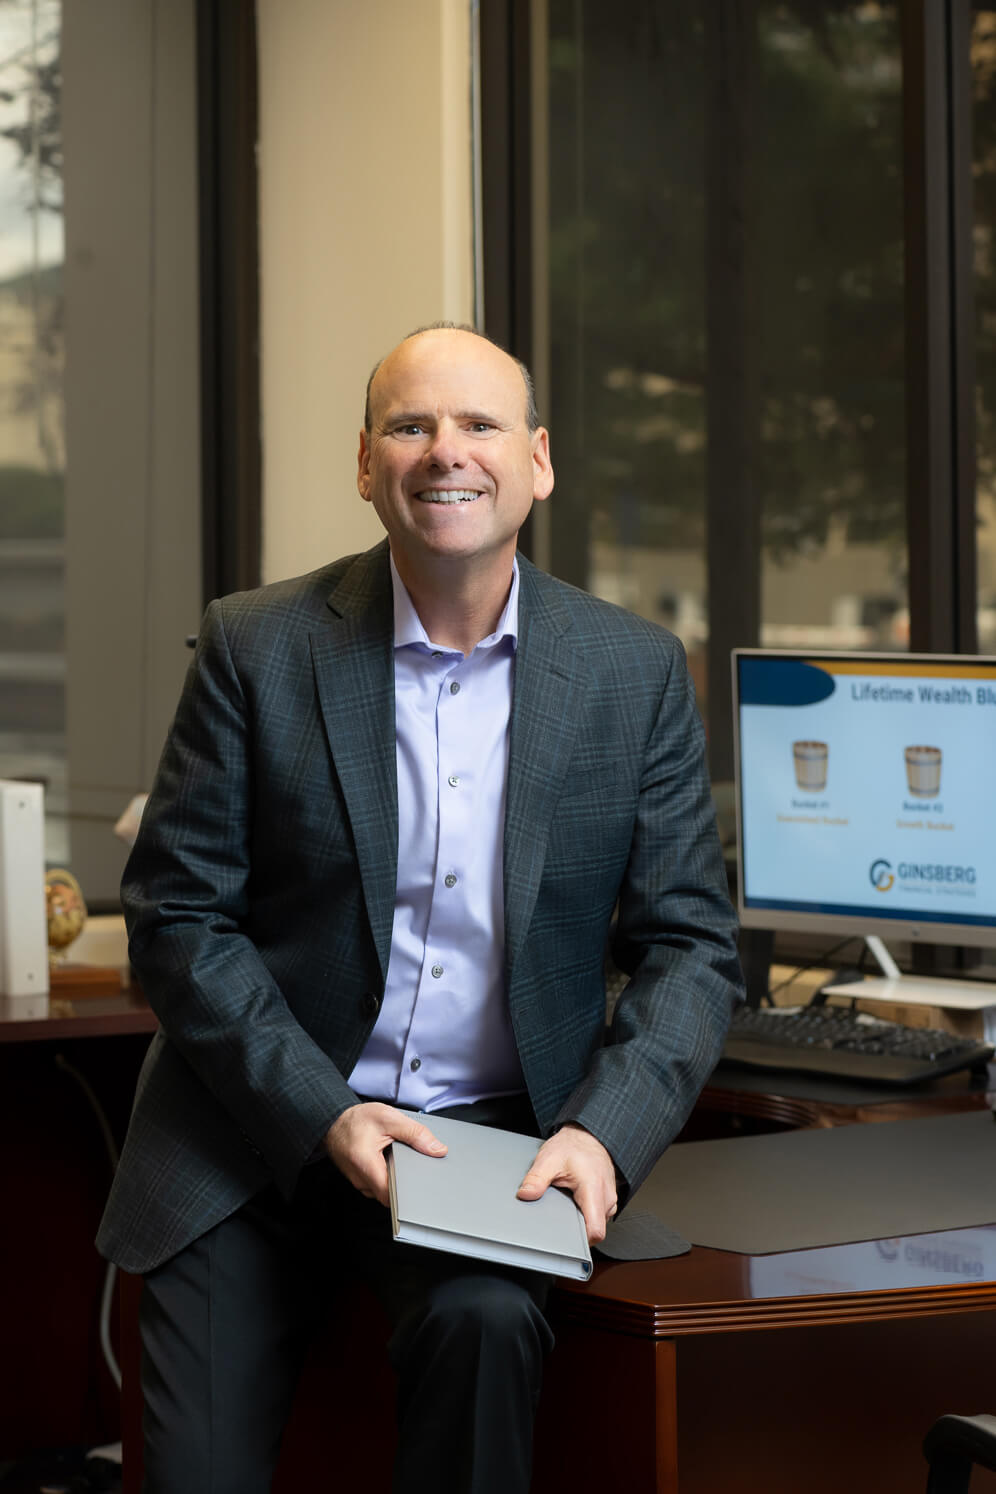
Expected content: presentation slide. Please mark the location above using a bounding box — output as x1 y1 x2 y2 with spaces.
736 655 996 927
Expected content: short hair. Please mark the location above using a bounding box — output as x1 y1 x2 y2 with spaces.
363 321 540 433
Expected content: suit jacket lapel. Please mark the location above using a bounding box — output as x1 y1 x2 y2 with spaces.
504 559 586 976
307 545 586 989
310 543 398 987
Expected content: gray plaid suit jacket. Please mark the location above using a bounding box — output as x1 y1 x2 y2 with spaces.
97 540 742 1274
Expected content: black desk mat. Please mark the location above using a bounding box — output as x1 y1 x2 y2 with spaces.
633 1110 996 1255
594 1210 690 1261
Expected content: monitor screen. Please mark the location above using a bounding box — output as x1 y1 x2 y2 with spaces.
732 650 996 948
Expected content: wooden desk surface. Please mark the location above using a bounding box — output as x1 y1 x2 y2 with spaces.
694 1061 992 1133
0 990 157 1043
559 1223 996 1337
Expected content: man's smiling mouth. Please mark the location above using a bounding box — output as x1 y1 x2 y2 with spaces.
415 489 482 504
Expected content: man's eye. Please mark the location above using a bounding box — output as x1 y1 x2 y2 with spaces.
468 421 495 433
396 423 426 436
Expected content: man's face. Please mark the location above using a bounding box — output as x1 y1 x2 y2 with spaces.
357 330 553 577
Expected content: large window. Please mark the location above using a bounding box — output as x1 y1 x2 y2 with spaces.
539 2 906 731
0 0 65 860
0 1 205 906
484 0 983 786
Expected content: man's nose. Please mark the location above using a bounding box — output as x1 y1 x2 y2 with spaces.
425 422 467 468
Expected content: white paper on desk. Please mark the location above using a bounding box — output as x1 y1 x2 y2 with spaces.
387 1113 592 1281
0 780 49 1003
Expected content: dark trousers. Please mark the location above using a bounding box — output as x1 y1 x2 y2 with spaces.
138 1097 553 1494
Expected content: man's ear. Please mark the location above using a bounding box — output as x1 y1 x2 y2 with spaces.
531 426 554 502
357 429 372 501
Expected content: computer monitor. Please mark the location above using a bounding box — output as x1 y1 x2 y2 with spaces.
732 649 996 1006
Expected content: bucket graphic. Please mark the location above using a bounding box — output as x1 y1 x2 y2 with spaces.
793 741 828 793
904 745 942 798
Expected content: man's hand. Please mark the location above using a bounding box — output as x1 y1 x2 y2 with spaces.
324 1103 447 1206
516 1123 618 1244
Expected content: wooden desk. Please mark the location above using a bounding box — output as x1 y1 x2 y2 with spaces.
232 1218 996 1494
533 1231 996 1493
11 999 995 1491
688 1061 994 1137
130 1112 996 1494
0 992 156 1463
0 990 157 1045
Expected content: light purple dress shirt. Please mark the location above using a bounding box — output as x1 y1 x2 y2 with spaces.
347 556 526 1112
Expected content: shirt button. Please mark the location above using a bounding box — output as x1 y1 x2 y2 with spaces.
444 873 457 888
449 681 460 695
431 963 444 978
410 1057 421 1072
432 651 443 658
448 774 460 787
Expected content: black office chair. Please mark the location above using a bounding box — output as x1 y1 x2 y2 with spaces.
924 1414 996 1492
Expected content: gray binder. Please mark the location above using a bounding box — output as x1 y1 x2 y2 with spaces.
387 1113 593 1281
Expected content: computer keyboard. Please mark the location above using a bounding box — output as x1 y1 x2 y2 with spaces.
722 1004 994 1086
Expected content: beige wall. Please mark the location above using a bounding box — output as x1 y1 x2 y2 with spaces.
256 0 475 583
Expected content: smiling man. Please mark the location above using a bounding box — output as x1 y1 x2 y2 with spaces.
98 323 743 1494
356 328 553 648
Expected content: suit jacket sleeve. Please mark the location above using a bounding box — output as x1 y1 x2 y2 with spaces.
551 634 743 1199
121 597 359 1194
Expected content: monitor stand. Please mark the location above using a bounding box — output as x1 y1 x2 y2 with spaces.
821 936 996 1011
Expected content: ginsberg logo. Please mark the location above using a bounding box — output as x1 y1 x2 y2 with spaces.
869 857 977 892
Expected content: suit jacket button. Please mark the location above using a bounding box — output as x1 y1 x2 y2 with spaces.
361 991 381 1017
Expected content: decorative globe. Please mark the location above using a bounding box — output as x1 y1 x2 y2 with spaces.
45 868 88 964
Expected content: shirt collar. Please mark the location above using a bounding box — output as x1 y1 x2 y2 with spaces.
389 553 520 654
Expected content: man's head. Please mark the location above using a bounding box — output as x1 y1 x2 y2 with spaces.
357 324 553 582
363 322 540 434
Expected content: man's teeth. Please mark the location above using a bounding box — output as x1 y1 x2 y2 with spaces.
416 489 480 504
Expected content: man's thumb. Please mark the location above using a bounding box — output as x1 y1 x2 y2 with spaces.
401 1117 447 1156
516 1166 549 1200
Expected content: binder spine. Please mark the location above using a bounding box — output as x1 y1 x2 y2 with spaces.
0 780 50 1012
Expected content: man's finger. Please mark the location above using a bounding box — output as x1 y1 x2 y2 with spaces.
392 1114 447 1156
516 1155 559 1201
516 1131 586 1200
324 1103 446 1207
570 1176 608 1245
